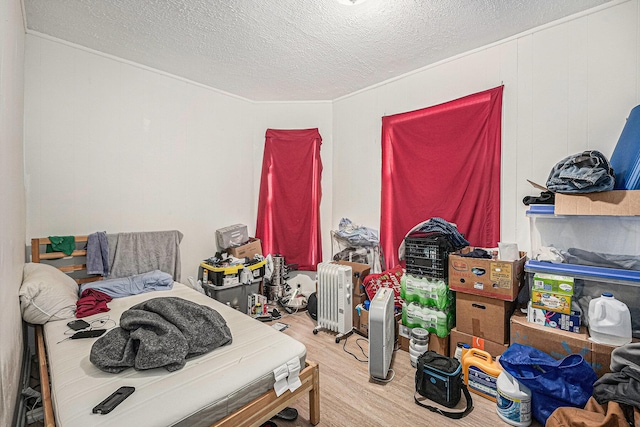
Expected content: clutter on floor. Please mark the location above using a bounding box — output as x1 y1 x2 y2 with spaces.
331 218 385 273
351 189 640 425
210 177 640 426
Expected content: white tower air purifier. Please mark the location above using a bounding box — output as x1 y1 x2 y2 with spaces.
368 287 395 380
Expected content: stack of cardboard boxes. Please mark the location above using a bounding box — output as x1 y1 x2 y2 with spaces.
448 247 527 359
335 260 371 336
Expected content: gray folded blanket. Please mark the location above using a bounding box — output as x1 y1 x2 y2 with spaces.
90 297 232 373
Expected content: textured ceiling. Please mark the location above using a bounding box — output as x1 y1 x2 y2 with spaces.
24 0 613 101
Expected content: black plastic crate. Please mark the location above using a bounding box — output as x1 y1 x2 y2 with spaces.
404 232 454 279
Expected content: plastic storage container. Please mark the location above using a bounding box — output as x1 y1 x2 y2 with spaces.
404 232 454 278
525 260 640 339
588 292 632 346
202 280 260 313
199 259 266 314
610 104 640 190
526 205 640 264
199 259 266 287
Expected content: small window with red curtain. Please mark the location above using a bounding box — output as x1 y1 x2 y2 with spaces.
256 128 323 271
380 86 504 268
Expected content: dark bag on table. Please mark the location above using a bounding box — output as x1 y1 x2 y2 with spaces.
414 351 473 419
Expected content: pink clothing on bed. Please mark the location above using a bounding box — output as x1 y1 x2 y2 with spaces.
76 288 112 318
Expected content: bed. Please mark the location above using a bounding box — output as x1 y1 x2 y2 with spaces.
29 235 320 427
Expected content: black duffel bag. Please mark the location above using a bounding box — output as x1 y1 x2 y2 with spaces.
414 351 473 419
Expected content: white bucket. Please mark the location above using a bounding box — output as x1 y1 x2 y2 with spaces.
409 345 427 359
496 370 532 427
588 292 632 346
409 353 418 367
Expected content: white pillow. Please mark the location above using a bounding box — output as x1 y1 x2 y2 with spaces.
20 262 79 324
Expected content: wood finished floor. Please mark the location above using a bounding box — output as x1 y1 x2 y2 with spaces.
268 311 542 427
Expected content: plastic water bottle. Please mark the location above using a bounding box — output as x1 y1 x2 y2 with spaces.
496 370 532 427
588 292 632 346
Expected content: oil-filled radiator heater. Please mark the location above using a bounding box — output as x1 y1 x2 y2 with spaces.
312 262 353 342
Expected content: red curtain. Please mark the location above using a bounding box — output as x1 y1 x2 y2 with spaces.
256 128 323 271
380 86 504 268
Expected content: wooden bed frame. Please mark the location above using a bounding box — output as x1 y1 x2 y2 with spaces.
31 236 320 427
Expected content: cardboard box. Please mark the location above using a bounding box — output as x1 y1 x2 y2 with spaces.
397 322 449 356
398 322 412 352
449 328 509 359
336 260 370 294
591 341 616 378
353 292 367 331
510 312 616 377
429 334 450 357
527 302 582 333
592 339 640 377
531 273 575 295
227 238 262 259
449 248 527 301
216 224 249 249
510 312 591 360
357 309 369 336
399 335 410 352
531 290 573 314
555 190 640 216
398 322 412 339
335 261 371 331
455 292 515 344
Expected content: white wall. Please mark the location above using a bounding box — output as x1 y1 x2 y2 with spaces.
24 35 257 281
332 0 640 258
24 36 333 279
0 0 26 424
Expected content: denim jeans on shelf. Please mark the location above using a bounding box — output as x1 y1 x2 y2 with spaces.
546 150 615 194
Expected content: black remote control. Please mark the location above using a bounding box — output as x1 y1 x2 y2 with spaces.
92 386 135 414
71 329 106 339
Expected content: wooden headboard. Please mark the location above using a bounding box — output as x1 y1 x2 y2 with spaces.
30 236 102 285
31 235 100 427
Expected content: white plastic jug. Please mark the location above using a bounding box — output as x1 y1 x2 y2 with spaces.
588 292 632 346
496 370 532 427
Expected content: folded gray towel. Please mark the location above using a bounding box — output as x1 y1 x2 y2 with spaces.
90 297 232 373
86 231 109 276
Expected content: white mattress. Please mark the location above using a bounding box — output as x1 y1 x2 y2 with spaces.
43 283 307 427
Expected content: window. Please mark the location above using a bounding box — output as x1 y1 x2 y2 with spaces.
380 86 504 267
256 128 323 270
